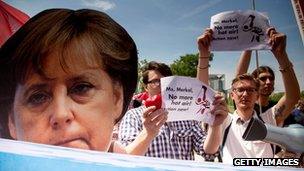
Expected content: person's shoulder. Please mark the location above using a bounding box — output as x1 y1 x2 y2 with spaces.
261 105 276 115
260 106 276 125
220 112 233 131
124 106 145 117
127 106 144 113
227 112 234 121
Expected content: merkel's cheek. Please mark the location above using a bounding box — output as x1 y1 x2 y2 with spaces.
93 128 113 151
73 105 116 151
14 117 49 142
82 115 114 151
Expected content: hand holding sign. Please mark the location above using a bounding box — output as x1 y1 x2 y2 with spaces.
210 92 228 126
267 27 287 57
142 106 167 138
210 10 271 51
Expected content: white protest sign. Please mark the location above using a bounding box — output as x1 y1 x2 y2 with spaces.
210 10 271 51
161 76 216 125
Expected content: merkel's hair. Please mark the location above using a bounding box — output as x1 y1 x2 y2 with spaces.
231 73 260 90
142 61 172 84
0 9 138 138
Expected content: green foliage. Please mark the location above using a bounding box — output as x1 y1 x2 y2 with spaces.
170 53 213 77
138 59 148 74
226 96 235 113
266 91 304 103
269 92 284 103
136 59 149 93
269 90 304 103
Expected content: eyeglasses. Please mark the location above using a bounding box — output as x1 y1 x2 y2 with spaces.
147 79 160 86
259 76 274 82
233 87 257 96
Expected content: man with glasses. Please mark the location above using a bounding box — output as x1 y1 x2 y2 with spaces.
200 27 300 164
220 73 276 163
235 27 300 126
119 61 227 160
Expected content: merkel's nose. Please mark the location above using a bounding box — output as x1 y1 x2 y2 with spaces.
49 95 74 130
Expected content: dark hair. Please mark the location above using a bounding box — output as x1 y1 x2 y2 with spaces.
0 9 138 138
231 73 260 90
252 66 275 80
142 61 172 85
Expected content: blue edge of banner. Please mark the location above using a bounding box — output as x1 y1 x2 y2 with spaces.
0 138 299 171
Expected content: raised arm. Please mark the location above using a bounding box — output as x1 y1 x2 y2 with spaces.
268 28 300 126
196 28 228 154
196 28 212 84
235 50 252 76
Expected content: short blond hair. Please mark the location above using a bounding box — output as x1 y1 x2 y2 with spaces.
231 73 260 90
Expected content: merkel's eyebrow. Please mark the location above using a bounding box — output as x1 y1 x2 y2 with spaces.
66 72 97 83
24 84 48 97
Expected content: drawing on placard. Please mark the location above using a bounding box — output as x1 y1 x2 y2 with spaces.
195 85 211 115
242 15 264 42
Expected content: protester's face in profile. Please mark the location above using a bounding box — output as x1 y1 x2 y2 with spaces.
258 71 274 96
8 52 123 151
231 80 258 110
145 70 163 96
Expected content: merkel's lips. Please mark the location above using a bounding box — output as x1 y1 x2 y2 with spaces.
54 138 90 150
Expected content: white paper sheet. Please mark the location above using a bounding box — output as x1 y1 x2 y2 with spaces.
210 10 271 51
161 76 215 125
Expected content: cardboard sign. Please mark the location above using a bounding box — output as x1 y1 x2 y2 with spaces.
161 76 215 125
210 10 271 51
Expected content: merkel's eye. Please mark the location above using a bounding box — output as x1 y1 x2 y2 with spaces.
69 83 94 95
27 92 50 106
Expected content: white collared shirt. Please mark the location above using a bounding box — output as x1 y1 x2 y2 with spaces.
221 106 277 164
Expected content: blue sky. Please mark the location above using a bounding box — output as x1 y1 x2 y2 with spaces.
4 0 304 92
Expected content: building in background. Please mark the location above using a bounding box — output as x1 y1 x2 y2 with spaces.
209 74 225 93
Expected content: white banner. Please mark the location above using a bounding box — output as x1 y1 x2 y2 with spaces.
210 10 271 51
0 138 282 170
161 76 215 125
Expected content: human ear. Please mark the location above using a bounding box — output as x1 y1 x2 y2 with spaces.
8 113 17 139
112 83 123 121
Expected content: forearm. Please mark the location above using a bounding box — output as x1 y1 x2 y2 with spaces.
124 129 154 156
196 29 212 85
275 52 300 122
278 52 300 102
197 55 209 85
235 50 251 76
203 125 222 154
